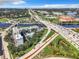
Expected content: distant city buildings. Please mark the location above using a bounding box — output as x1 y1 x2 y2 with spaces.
45 15 57 19
66 11 77 17
38 11 49 15
52 12 64 16
59 16 74 22
19 25 44 32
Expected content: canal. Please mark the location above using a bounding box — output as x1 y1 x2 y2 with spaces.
0 23 79 28
0 23 45 28
61 24 79 28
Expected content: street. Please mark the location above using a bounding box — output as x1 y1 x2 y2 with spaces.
19 33 58 59
30 10 79 50
0 21 20 59
18 10 79 59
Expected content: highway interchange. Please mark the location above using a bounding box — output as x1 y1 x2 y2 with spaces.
19 10 79 59
0 9 79 59
30 10 79 49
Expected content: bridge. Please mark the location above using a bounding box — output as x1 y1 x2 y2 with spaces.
19 10 79 59
30 10 79 49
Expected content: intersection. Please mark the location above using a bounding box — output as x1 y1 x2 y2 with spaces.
18 10 79 59
0 9 79 59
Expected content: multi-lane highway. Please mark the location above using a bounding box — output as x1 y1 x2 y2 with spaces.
30 9 79 50
18 10 58 59
1 9 79 59
19 33 58 59
18 10 79 59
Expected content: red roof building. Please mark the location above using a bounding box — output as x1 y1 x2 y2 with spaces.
59 16 75 22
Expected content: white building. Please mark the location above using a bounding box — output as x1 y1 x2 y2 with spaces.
12 27 23 47
45 15 57 19
40 11 49 15
67 11 77 16
14 34 23 46
52 12 64 16
19 26 42 31
25 32 34 38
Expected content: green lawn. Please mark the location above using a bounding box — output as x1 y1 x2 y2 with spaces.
41 35 79 59
0 18 8 22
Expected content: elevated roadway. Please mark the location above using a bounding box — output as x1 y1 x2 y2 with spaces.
30 10 79 50
19 33 58 59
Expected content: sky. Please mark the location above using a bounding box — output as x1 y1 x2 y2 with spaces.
0 0 79 8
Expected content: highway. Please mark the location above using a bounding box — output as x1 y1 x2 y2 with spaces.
19 33 58 59
18 10 79 59
19 19 53 59
1 9 79 59
39 27 51 43
30 9 79 50
18 10 59 59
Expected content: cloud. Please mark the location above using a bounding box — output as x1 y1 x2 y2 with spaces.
38 4 79 8
0 4 79 8
0 0 26 5
12 0 26 5
29 4 79 8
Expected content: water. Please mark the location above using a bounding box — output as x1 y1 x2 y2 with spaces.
0 23 79 28
61 24 79 28
0 23 45 28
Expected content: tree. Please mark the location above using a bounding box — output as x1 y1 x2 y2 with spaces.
4 35 10 42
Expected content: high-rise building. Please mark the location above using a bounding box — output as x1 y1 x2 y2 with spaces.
12 27 23 47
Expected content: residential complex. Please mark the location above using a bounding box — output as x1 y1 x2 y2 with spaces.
12 27 24 47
